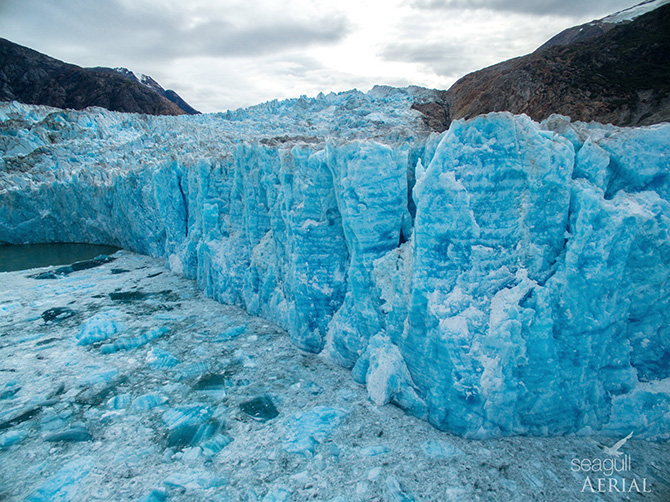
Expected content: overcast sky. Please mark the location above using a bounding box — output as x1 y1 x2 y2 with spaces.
0 0 643 113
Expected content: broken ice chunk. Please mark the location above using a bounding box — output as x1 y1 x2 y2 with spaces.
163 469 226 490
0 404 43 431
233 349 256 368
106 394 132 410
262 487 291 502
161 404 219 448
0 381 20 400
240 395 278 422
40 307 76 323
181 446 201 462
215 325 247 341
200 433 232 457
284 406 348 456
177 362 211 381
146 347 179 369
76 311 124 346
100 327 169 354
386 476 413 502
25 457 94 502
336 389 355 401
136 490 167 502
79 368 119 386
39 409 73 432
132 394 169 411
0 430 25 449
360 445 389 456
420 440 462 459
0 302 20 314
193 374 227 400
44 425 93 443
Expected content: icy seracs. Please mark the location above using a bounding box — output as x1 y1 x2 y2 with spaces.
1 90 669 439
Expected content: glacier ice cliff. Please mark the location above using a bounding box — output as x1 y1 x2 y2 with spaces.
1 88 669 439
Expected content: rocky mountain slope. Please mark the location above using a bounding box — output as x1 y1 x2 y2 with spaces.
0 38 196 116
538 0 669 50
109 67 200 115
441 3 670 128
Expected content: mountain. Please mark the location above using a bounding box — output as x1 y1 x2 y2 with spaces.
538 0 670 50
108 67 200 115
414 1 670 130
0 38 197 116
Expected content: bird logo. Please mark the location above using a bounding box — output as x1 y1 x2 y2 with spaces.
603 432 633 457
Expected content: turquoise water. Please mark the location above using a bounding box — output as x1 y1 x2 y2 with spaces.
0 243 120 272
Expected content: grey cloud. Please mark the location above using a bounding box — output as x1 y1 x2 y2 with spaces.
174 18 349 58
411 0 638 18
381 42 478 79
0 0 350 64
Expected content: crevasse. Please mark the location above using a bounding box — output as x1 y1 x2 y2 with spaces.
1 90 669 439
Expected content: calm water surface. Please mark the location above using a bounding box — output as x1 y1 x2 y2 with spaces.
0 243 120 272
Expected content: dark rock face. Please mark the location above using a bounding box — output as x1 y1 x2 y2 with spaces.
410 100 450 133
537 21 613 51
444 4 670 128
0 38 194 116
163 89 200 115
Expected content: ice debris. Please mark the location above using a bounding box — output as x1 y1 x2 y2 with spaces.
161 404 220 448
40 307 76 323
44 425 93 443
420 439 462 459
80 368 119 386
146 347 180 369
106 393 132 410
163 469 226 490
386 476 413 502
76 310 125 346
216 325 247 341
240 395 278 422
136 490 167 502
262 487 291 502
0 381 20 400
0 430 25 449
132 393 169 411
200 433 232 457
25 457 94 502
284 406 348 456
100 326 169 354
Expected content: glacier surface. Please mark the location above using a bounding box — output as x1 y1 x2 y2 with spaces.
1 89 669 439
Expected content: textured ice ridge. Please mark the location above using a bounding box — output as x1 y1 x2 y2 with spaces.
1 93 669 439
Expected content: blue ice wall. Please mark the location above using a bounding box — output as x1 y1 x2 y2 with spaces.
1 97 669 439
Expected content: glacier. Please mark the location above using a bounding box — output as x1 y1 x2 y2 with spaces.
0 88 669 440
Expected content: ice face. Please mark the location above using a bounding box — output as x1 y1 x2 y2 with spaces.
1 96 669 439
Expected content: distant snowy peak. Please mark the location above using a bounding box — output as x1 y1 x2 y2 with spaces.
539 0 670 50
113 67 165 93
601 0 670 24
139 74 165 94
113 67 199 115
113 67 140 83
